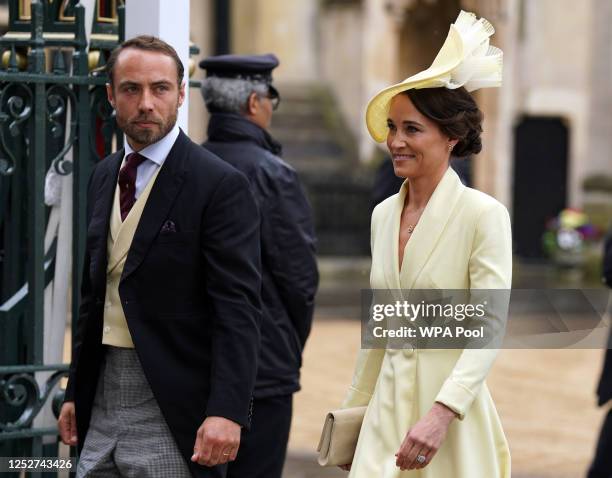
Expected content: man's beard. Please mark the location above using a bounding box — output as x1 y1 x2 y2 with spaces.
118 108 178 147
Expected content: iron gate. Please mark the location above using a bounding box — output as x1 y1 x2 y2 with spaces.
0 0 123 474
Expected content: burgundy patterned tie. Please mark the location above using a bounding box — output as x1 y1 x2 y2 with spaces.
118 152 148 221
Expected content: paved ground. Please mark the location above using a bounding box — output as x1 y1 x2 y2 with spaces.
60 258 607 478
59 312 605 477
282 315 606 478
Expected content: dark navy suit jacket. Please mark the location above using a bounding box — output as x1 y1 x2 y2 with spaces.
65 130 262 476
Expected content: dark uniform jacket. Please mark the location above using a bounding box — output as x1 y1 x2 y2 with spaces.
65 130 262 477
203 113 319 398
596 232 612 405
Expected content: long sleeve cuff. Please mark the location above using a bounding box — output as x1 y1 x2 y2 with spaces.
205 396 252 429
63 375 76 403
434 378 477 420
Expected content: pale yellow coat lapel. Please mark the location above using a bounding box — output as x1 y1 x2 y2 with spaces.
383 167 465 290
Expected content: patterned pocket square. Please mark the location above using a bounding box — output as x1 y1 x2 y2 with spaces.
160 220 177 234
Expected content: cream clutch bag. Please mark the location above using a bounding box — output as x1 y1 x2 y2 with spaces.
317 406 367 467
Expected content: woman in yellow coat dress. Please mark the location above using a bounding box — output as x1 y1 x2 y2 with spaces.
340 11 511 478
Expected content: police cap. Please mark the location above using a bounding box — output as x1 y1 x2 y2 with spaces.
199 53 279 84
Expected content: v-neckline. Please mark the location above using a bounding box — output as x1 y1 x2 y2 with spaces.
399 221 419 272
389 167 463 289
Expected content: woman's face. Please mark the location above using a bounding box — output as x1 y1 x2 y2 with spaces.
386 93 456 179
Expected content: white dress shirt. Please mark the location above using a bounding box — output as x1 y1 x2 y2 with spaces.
122 124 180 198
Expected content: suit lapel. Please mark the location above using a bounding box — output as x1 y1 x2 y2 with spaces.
399 167 465 289
121 130 189 282
88 150 123 292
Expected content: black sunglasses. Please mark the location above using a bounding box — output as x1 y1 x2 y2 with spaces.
265 87 281 111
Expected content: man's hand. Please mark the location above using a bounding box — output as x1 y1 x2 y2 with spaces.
191 416 241 467
58 401 78 446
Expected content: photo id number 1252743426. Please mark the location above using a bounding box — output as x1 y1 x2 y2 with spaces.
2 457 75 472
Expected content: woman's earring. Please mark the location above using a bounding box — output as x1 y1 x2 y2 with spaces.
448 143 453 151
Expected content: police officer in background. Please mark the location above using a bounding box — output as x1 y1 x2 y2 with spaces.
199 54 319 478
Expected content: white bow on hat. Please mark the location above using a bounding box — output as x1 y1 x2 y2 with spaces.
366 10 503 142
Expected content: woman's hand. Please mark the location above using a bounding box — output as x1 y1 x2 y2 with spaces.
395 402 458 471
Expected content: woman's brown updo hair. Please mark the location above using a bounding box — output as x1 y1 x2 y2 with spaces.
404 87 483 157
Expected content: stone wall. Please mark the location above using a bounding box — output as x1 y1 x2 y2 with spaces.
231 0 319 82
319 3 364 145
186 0 612 214
587 0 612 180
517 0 594 207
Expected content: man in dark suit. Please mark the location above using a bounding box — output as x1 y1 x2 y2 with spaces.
588 231 612 478
57 36 261 478
199 54 319 478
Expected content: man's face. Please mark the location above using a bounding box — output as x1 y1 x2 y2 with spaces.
247 91 274 130
107 48 185 150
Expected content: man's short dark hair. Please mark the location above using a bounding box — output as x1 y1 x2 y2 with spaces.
106 35 184 86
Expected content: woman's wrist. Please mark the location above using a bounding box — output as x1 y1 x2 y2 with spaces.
432 401 459 424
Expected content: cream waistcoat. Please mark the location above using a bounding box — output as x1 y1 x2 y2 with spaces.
102 166 162 348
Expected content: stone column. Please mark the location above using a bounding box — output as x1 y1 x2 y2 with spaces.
359 0 402 161
468 0 519 208
125 0 191 130
231 0 319 83
587 0 612 177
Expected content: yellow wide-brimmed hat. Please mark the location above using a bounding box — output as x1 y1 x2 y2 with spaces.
366 10 503 143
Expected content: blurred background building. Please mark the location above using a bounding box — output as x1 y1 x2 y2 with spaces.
3 0 607 261
187 0 612 265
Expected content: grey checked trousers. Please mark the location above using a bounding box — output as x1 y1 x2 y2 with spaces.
76 346 192 478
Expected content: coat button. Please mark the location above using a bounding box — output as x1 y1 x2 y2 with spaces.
103 326 111 334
